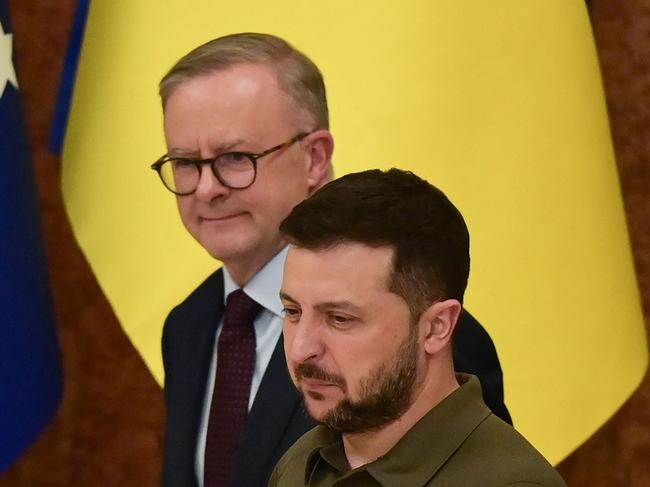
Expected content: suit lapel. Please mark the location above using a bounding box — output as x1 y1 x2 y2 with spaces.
175 270 225 482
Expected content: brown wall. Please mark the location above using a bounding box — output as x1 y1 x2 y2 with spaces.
1 1 648 486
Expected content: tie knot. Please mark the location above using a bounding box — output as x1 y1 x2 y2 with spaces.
225 289 262 325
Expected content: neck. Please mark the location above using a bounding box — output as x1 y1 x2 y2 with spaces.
226 262 262 287
342 363 459 469
223 242 286 287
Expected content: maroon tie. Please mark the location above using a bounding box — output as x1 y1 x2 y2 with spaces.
204 289 261 487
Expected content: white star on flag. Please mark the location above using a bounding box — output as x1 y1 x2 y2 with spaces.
1 21 19 97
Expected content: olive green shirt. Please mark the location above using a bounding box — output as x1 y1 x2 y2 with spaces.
269 374 566 487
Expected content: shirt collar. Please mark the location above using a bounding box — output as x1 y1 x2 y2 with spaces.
305 374 491 486
222 246 288 317
304 428 345 484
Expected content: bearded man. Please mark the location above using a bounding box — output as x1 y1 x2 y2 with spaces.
272 168 565 487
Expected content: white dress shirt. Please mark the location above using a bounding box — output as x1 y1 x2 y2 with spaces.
194 247 288 486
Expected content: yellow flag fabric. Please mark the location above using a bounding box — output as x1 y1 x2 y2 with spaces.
62 0 647 463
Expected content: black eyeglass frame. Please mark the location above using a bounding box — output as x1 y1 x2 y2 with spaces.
151 132 310 195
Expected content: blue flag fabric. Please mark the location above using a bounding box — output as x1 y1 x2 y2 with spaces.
0 2 63 473
50 0 90 154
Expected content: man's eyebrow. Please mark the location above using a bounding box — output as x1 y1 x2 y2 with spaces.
314 301 362 314
167 148 198 157
279 293 362 313
279 291 297 303
167 139 248 157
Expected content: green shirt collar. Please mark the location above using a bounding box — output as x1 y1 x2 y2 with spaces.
303 374 491 486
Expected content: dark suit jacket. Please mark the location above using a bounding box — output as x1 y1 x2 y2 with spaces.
161 269 511 487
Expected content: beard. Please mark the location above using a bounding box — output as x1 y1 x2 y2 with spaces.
295 327 419 434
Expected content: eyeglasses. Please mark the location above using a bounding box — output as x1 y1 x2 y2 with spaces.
151 132 309 195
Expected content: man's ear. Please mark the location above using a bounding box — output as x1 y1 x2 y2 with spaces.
420 299 462 355
304 129 334 192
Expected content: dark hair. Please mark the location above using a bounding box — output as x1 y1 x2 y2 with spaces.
280 168 470 318
159 32 329 129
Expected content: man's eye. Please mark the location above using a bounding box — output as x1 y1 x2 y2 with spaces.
282 307 301 319
171 158 195 168
218 152 250 165
329 314 353 328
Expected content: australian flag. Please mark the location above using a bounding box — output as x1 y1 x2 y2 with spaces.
0 1 63 473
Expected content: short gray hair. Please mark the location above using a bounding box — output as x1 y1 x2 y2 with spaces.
159 32 329 129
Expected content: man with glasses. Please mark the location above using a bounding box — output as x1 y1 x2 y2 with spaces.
153 33 510 487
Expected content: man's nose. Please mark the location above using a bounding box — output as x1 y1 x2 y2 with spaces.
285 314 325 365
194 163 229 202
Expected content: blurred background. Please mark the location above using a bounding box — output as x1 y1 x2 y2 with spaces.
1 1 648 485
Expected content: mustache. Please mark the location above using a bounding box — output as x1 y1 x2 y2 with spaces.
295 363 346 389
